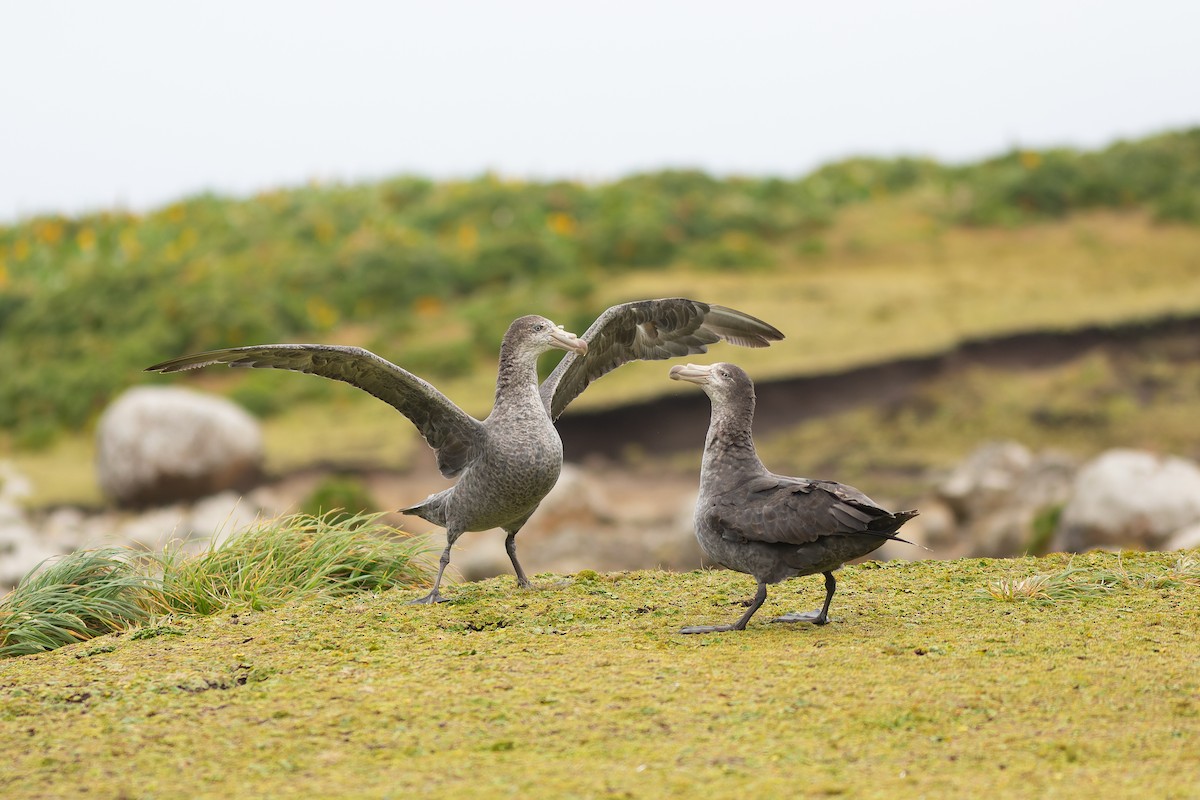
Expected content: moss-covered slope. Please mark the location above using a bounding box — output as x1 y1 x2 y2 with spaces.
1 552 1197 798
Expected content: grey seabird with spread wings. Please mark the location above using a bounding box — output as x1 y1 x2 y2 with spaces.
147 299 783 603
669 362 916 633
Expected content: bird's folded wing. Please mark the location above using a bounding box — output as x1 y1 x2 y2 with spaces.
147 345 484 477
713 476 892 545
540 298 784 420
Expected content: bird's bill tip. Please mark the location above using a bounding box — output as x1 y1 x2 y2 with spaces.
669 363 711 384
549 326 588 355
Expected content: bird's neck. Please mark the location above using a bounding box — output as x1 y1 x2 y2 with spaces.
493 345 545 417
701 400 763 482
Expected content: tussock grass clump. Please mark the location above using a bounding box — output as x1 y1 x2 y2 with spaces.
985 552 1200 603
1110 551 1200 589
0 549 155 658
150 512 430 616
0 513 430 658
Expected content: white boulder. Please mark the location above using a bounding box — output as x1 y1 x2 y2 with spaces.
0 463 59 591
1165 523 1200 552
1054 449 1200 552
935 441 1077 557
96 387 264 508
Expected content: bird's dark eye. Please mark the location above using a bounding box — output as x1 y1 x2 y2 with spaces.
533 323 545 332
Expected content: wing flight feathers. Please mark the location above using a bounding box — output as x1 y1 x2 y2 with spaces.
148 344 484 477
540 298 783 420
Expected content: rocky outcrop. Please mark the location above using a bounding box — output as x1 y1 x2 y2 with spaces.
0 463 57 591
1165 523 1200 552
1053 449 1200 552
930 441 1077 558
95 387 264 508
1 476 282 594
9 436 1200 596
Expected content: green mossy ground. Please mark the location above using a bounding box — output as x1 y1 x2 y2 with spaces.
2 551 1197 798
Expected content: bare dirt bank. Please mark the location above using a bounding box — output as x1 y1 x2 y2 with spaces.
556 313 1200 460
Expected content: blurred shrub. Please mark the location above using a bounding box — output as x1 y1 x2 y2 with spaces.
230 375 289 419
392 338 479 381
949 128 1200 225
299 475 378 525
683 231 775 271
1027 504 1064 556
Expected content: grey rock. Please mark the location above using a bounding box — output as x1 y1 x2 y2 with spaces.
0 464 60 591
1055 449 1200 552
1165 523 1200 552
939 441 1034 519
95 387 264 508
935 441 1076 557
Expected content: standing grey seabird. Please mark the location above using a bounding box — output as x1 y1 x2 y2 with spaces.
147 299 783 604
669 362 916 633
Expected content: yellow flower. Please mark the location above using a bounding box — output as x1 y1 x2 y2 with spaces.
306 296 339 330
1019 151 1042 170
34 220 64 245
76 227 97 252
456 224 479 253
414 295 443 317
119 228 142 259
179 227 199 251
547 212 576 236
313 218 336 245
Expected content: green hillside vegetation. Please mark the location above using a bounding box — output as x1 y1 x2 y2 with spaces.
3 128 1200 452
0 550 1197 798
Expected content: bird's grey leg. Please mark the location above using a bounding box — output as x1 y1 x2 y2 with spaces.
409 538 457 605
680 582 767 634
772 571 836 625
503 528 532 589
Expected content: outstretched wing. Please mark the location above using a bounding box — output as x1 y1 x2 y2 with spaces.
539 298 783 420
712 475 917 546
147 345 485 478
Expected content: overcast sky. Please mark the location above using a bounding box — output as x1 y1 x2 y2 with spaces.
2 1 1197 222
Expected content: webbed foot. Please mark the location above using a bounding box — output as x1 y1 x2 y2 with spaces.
680 623 741 635
408 590 452 605
770 610 829 625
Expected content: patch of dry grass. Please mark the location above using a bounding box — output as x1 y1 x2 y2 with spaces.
986 553 1200 603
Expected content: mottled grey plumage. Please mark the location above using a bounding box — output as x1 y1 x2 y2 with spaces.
670 362 917 633
147 299 783 603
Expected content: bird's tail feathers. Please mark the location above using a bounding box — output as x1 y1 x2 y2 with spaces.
864 509 920 546
399 490 451 527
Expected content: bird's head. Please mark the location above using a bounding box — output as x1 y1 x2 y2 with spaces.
506 315 588 357
668 361 754 403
